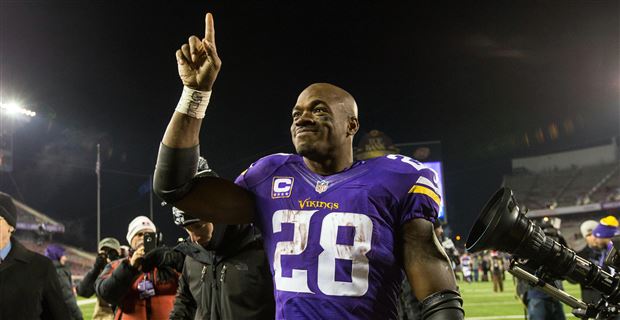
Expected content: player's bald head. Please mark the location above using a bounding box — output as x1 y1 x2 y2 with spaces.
298 83 358 118
291 82 360 164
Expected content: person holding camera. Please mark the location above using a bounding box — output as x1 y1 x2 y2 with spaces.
576 220 604 305
77 237 121 320
519 220 567 320
96 216 183 320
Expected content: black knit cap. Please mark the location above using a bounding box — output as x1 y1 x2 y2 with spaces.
0 192 17 228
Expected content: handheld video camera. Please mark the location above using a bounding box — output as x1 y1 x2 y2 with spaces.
466 187 620 319
99 248 120 261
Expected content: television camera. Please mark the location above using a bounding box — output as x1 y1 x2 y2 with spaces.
466 187 620 319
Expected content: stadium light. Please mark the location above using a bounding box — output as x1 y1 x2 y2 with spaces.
0 101 36 117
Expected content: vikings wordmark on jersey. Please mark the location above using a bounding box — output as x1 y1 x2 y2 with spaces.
235 153 441 320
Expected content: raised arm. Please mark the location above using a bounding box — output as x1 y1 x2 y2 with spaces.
401 219 464 320
154 13 254 224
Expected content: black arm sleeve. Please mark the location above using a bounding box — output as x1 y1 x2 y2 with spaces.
95 260 141 306
420 290 464 320
153 143 199 204
76 264 104 297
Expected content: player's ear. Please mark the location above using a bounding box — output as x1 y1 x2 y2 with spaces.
347 116 359 137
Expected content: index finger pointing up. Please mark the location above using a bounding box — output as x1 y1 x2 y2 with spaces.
204 12 216 44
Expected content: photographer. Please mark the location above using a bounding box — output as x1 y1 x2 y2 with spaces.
96 216 184 320
77 237 121 320
518 220 567 320
576 220 604 305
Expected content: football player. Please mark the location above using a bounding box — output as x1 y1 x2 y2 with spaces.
154 12 463 320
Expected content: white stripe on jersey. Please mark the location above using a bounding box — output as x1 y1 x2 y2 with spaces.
415 176 440 195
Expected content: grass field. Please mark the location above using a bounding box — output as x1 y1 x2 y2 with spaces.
78 276 582 319
460 277 581 319
77 296 95 319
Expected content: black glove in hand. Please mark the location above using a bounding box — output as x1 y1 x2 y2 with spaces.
141 247 168 272
142 247 185 273
94 254 108 270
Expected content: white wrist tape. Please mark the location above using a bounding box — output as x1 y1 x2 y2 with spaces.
175 86 212 119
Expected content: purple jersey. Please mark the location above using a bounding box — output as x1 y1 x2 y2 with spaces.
235 153 440 319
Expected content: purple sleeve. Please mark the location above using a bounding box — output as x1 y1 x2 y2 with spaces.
397 168 441 225
399 194 439 225
234 170 250 190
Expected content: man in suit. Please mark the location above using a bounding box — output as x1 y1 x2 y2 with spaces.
0 192 69 319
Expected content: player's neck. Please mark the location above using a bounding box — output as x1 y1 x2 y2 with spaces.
302 153 354 176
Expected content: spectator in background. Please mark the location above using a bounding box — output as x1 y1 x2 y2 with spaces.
437 223 460 271
472 254 480 282
576 220 604 304
593 216 619 272
490 251 504 292
45 243 83 320
0 192 69 320
520 220 566 320
96 216 183 320
77 237 121 320
480 253 490 282
460 252 473 283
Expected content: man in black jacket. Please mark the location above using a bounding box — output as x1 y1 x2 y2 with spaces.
0 192 70 320
169 208 275 320
168 160 275 320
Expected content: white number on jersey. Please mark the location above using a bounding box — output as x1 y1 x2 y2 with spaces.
272 210 374 296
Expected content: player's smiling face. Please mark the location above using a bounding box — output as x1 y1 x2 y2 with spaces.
290 84 352 160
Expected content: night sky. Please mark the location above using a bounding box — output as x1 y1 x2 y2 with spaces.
1 1 618 251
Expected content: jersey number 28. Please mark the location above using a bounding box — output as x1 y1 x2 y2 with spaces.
272 210 373 296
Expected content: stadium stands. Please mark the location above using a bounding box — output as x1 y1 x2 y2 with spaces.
11 198 95 278
504 162 619 209
503 140 620 250
504 141 620 210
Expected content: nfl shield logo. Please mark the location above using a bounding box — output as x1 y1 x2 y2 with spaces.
315 180 329 194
